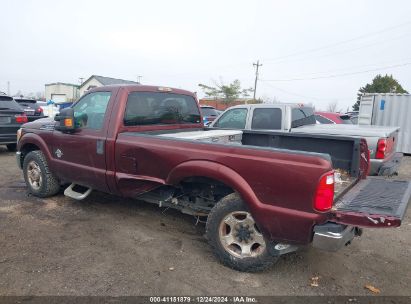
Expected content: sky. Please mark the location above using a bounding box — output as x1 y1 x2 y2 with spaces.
1 0 411 111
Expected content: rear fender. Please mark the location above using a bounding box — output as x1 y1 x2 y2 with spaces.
166 160 322 243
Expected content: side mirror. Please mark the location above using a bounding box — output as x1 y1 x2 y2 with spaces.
55 108 76 132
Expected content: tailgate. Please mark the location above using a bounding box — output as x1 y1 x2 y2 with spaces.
331 177 411 228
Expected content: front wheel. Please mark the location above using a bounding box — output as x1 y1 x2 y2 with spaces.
206 193 278 272
23 150 60 198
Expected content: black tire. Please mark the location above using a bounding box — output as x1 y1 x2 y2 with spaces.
6 143 17 152
206 193 278 272
23 150 60 198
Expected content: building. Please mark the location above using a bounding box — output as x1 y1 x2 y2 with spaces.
45 82 80 103
79 75 138 96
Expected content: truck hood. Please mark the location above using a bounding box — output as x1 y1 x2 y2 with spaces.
22 117 56 131
293 124 399 138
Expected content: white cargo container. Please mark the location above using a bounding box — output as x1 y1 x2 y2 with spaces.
359 93 411 154
159 129 243 144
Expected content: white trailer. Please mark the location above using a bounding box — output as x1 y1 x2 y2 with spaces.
359 93 411 154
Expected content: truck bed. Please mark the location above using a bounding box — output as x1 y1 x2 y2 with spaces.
143 128 365 199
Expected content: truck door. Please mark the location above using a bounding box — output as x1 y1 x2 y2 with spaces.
51 91 114 192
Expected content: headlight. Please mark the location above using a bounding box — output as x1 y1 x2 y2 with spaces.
17 128 22 143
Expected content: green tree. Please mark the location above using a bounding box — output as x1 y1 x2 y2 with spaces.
198 79 254 105
353 74 408 111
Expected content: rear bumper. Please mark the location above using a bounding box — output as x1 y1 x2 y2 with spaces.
312 223 358 251
0 134 17 145
369 152 403 176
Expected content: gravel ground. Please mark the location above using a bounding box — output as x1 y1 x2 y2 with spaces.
0 147 410 296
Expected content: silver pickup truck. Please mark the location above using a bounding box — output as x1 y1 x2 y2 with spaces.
209 103 402 176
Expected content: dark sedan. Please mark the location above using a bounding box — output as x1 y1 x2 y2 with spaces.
14 98 45 121
200 106 220 126
0 95 28 151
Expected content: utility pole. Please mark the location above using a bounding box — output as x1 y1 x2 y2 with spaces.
137 75 142 84
79 77 84 85
7 81 10 96
253 60 262 100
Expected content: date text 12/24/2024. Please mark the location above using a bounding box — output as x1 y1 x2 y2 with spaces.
149 296 257 303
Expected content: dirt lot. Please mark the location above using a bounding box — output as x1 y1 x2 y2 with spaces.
0 147 410 296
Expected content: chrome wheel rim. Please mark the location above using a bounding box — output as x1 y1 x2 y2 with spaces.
219 211 266 258
27 161 42 190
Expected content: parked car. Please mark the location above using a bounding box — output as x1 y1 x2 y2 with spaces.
14 98 45 121
209 103 402 176
200 106 220 126
315 111 353 124
0 94 28 151
36 101 59 118
16 85 411 272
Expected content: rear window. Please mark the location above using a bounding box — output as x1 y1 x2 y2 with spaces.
201 107 219 117
124 92 201 126
15 98 36 104
315 114 333 124
339 115 353 124
251 108 282 130
291 107 316 128
0 96 22 111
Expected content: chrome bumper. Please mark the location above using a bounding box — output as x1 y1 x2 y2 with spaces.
16 151 22 169
378 152 403 176
312 223 358 251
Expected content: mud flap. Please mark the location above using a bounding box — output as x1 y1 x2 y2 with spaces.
331 177 411 228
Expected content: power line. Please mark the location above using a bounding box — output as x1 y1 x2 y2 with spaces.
260 81 329 101
264 31 411 66
261 61 411 82
261 21 411 63
253 60 262 100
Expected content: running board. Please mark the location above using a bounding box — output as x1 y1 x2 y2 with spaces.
64 183 92 200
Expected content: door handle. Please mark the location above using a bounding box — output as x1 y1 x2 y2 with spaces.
96 140 105 155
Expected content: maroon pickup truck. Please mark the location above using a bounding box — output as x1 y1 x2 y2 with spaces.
16 85 411 272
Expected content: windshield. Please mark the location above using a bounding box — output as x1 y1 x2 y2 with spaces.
0 96 23 111
201 107 219 117
124 92 201 126
15 98 36 104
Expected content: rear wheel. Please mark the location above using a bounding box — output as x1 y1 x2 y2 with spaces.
6 143 16 152
206 193 278 272
23 150 60 198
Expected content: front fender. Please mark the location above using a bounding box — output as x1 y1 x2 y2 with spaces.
18 132 54 166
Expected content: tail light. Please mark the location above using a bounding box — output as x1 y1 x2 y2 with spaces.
36 107 43 113
15 115 28 124
376 138 387 159
314 171 335 212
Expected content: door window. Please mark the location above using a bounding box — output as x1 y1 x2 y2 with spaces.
213 108 248 129
73 92 111 130
251 108 282 130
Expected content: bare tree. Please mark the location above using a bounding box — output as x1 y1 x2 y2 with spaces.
260 95 280 104
326 101 338 112
305 102 316 111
